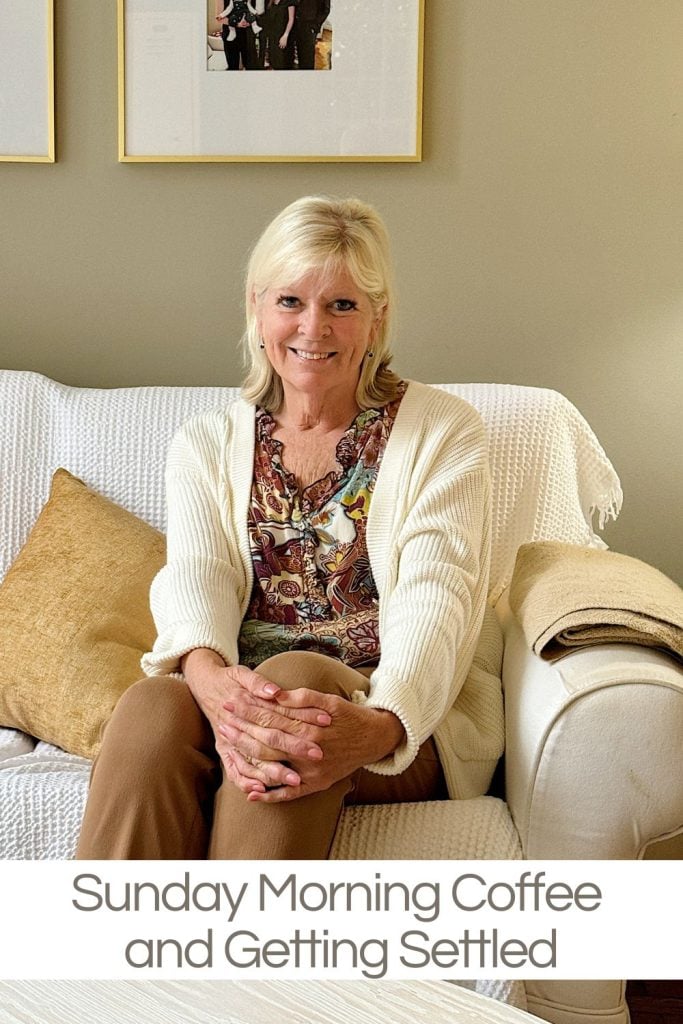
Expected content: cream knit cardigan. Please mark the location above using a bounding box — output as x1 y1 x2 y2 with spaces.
142 380 494 798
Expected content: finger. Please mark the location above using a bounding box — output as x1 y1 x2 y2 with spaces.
223 701 328 737
221 715 324 762
273 688 340 712
218 722 286 761
229 665 281 700
247 783 307 803
229 747 272 786
278 704 332 726
220 750 266 795
224 699 331 727
230 747 301 788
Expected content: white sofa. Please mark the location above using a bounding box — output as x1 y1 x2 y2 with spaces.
1 369 682 1024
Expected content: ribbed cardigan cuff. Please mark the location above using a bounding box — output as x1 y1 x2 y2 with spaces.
355 673 422 775
141 623 235 677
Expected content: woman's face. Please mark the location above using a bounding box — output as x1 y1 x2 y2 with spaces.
255 267 382 406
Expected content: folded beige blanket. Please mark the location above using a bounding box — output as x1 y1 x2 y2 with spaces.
509 541 683 663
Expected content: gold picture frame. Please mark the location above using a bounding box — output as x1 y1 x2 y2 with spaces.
118 0 424 162
0 0 55 163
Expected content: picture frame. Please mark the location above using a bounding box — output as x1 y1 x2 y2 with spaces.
0 0 55 163
118 0 424 162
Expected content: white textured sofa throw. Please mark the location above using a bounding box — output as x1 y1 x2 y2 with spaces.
0 371 621 601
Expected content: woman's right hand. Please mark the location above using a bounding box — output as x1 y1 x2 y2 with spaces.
180 648 329 795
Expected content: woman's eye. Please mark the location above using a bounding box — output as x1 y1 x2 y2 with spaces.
332 299 357 312
277 295 300 309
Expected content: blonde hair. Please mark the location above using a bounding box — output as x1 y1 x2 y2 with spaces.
241 195 401 411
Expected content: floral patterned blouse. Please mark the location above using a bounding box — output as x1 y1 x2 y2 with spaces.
237 382 407 669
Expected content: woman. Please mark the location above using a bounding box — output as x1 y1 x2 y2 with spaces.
76 196 492 860
261 0 295 69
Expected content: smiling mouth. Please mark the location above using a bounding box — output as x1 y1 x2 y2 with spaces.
290 349 335 361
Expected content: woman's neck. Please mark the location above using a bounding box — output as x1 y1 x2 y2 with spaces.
276 386 360 434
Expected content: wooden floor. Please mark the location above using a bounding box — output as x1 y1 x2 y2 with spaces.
627 982 683 1024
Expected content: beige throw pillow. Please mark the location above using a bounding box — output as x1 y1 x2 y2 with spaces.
0 469 165 758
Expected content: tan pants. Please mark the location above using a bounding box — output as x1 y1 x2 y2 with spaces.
76 651 447 860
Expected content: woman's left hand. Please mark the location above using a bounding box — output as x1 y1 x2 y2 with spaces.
219 689 404 802
278 32 289 48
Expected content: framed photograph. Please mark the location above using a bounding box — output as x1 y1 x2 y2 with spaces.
0 0 55 162
118 0 424 162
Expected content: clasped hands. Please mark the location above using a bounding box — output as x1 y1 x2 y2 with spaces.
182 651 403 804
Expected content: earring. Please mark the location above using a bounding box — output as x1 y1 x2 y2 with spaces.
259 340 265 350
367 350 374 358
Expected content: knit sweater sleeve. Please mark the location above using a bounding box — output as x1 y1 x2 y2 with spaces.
140 410 246 676
361 392 492 775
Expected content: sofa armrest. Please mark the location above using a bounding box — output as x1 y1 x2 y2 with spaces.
495 589 683 858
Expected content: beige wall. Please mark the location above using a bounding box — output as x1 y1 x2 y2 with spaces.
1 1 682 584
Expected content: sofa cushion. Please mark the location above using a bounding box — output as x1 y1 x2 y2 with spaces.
0 469 165 758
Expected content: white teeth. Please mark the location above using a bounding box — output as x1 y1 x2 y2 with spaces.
294 350 332 360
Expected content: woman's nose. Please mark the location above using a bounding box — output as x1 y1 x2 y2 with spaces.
299 304 330 339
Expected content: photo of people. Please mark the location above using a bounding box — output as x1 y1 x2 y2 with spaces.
207 0 332 71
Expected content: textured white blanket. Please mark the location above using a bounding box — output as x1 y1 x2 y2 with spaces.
0 730 90 859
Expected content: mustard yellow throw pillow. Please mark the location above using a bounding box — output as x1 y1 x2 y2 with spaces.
0 469 165 758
